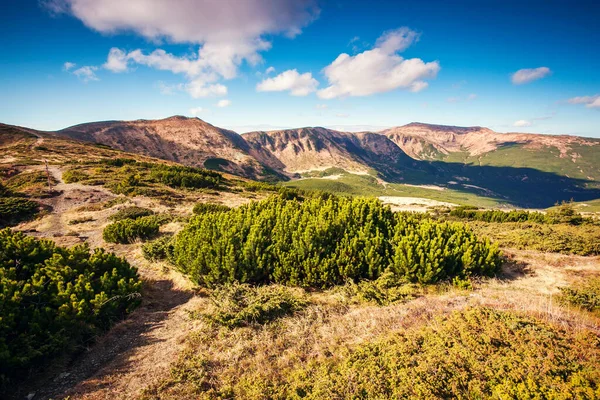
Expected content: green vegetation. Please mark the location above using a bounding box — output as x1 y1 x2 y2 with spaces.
103 215 161 244
448 202 594 225
142 236 174 261
0 229 141 385
283 308 600 399
62 160 223 202
560 277 600 315
192 202 231 214
145 307 600 399
339 271 419 305
468 221 600 256
68 216 95 225
200 284 307 328
172 195 501 288
109 206 154 221
0 197 40 228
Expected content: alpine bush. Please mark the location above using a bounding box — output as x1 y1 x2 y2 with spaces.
0 229 141 385
172 196 501 288
103 215 160 244
192 202 231 214
0 197 40 227
109 206 154 221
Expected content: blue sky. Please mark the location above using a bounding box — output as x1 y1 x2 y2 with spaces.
1 0 599 137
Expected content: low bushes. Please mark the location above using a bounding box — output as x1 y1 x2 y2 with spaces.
200 284 307 328
103 215 160 244
172 196 501 288
284 308 600 399
142 235 174 261
62 169 88 183
0 197 40 227
109 206 154 221
192 202 231 214
0 229 141 385
560 277 600 315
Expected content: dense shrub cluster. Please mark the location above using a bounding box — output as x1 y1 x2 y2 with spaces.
0 197 39 227
172 196 501 287
149 164 221 189
103 215 160 244
560 277 600 315
284 308 600 399
109 206 154 221
0 229 141 384
192 202 231 214
200 283 307 328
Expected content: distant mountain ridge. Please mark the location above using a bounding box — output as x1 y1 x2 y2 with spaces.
2 116 599 207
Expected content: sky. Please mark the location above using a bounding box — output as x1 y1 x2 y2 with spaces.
1 0 599 137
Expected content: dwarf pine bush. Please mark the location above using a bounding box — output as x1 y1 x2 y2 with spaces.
0 229 141 385
172 196 501 287
103 215 160 244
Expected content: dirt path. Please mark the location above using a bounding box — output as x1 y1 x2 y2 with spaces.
12 167 205 400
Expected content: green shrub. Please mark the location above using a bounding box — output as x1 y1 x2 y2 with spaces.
284 308 600 399
148 164 221 189
109 206 154 221
0 197 39 227
68 216 94 225
103 215 160 244
339 271 418 305
142 236 174 261
0 229 141 385
201 283 307 328
390 219 501 284
62 169 88 183
560 277 600 314
172 196 501 288
192 202 231 214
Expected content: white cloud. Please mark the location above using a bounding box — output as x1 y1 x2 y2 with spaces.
185 79 228 98
265 66 275 74
47 0 318 98
511 67 551 85
513 120 532 127
189 106 204 116
315 103 328 109
216 99 231 108
63 61 76 71
256 69 319 96
335 113 349 118
103 48 129 72
317 27 439 99
467 93 477 100
568 95 600 109
72 66 98 82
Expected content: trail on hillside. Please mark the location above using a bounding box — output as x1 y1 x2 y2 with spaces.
12 167 204 400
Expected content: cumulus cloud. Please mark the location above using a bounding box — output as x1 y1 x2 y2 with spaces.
63 61 76 71
265 66 275 74
103 48 129 72
216 99 231 108
45 0 318 97
317 27 439 99
72 66 98 82
511 67 551 85
189 106 204 116
568 95 600 109
513 120 532 127
256 69 319 96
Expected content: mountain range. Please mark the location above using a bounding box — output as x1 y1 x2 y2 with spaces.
2 116 600 207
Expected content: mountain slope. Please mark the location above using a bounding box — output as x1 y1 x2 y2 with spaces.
382 123 600 181
55 116 280 180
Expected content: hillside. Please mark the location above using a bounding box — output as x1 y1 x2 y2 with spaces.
4 117 600 208
55 116 281 180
